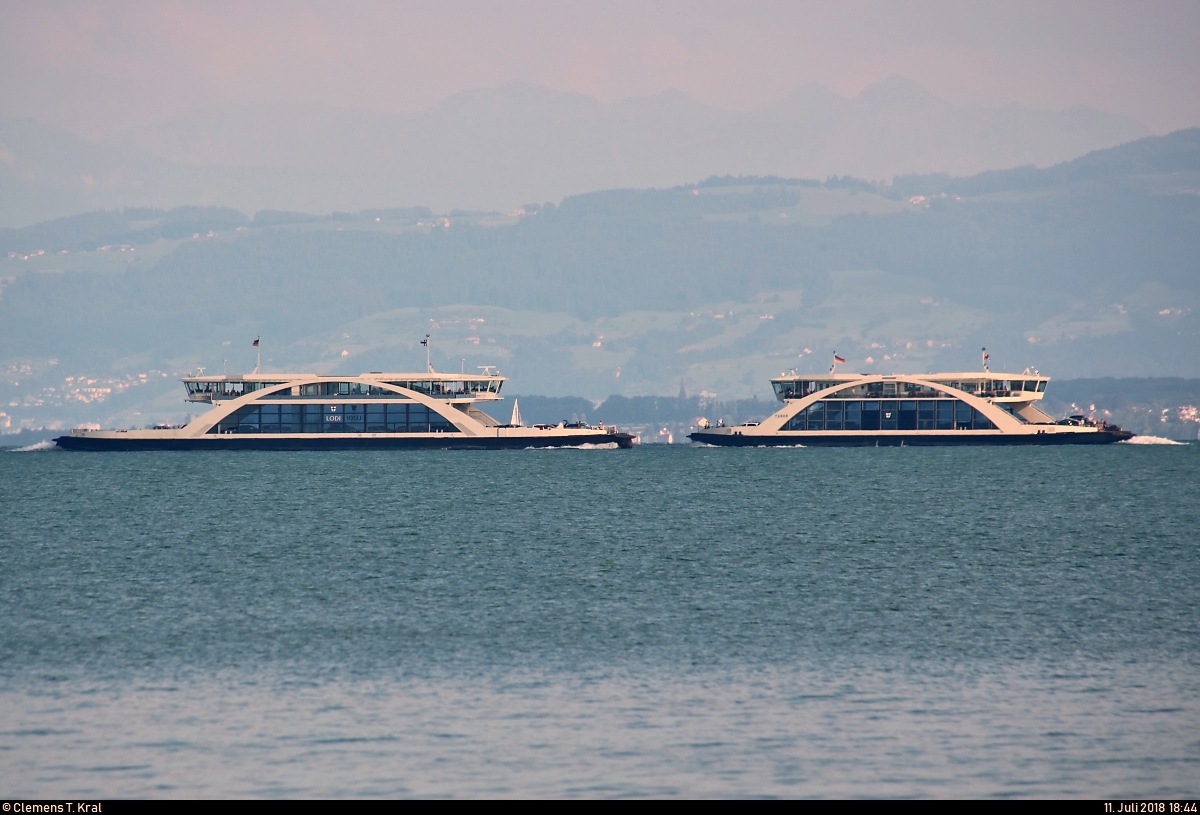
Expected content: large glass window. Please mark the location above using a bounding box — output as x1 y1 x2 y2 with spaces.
861 400 881 430
237 407 259 433
778 397 1001 433
209 402 460 434
955 401 974 428
408 405 429 433
844 401 861 430
937 400 955 429
257 403 280 433
807 401 825 431
280 404 302 433
303 403 323 433
825 402 843 431
880 400 898 430
366 404 387 432
386 403 409 432
341 402 365 432
918 401 935 430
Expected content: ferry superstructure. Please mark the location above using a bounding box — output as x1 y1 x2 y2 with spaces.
55 370 634 450
688 371 1133 446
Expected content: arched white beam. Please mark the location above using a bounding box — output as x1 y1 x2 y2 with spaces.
182 376 493 437
755 375 1025 433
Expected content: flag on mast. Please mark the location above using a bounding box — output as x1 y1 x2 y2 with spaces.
252 337 260 347
981 347 990 371
830 352 845 373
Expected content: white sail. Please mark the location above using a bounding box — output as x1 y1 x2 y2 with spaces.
510 398 523 427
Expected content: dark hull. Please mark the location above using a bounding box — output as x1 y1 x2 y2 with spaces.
688 430 1134 447
55 432 636 451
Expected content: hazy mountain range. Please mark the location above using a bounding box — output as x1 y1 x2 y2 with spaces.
1 128 1196 435
0 77 1150 228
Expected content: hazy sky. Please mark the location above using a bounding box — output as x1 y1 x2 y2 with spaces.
3 0 1199 138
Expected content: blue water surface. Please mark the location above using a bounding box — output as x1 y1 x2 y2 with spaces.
1 443 1197 797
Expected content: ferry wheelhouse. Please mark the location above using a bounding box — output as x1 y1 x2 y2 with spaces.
55 370 634 450
688 371 1132 447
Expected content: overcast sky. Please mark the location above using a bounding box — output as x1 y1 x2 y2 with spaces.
3 0 1198 138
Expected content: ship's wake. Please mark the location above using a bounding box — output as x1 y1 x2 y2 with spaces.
1120 435 1189 445
8 441 57 452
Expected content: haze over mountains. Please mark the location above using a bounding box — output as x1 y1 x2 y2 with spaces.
2 126 1197 437
0 77 1150 228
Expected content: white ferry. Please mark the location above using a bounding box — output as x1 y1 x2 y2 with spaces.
55 370 634 451
688 370 1133 447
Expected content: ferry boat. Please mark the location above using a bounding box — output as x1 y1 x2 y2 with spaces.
688 370 1133 447
55 370 634 451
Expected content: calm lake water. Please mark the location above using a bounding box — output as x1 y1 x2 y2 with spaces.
2 442 1198 797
